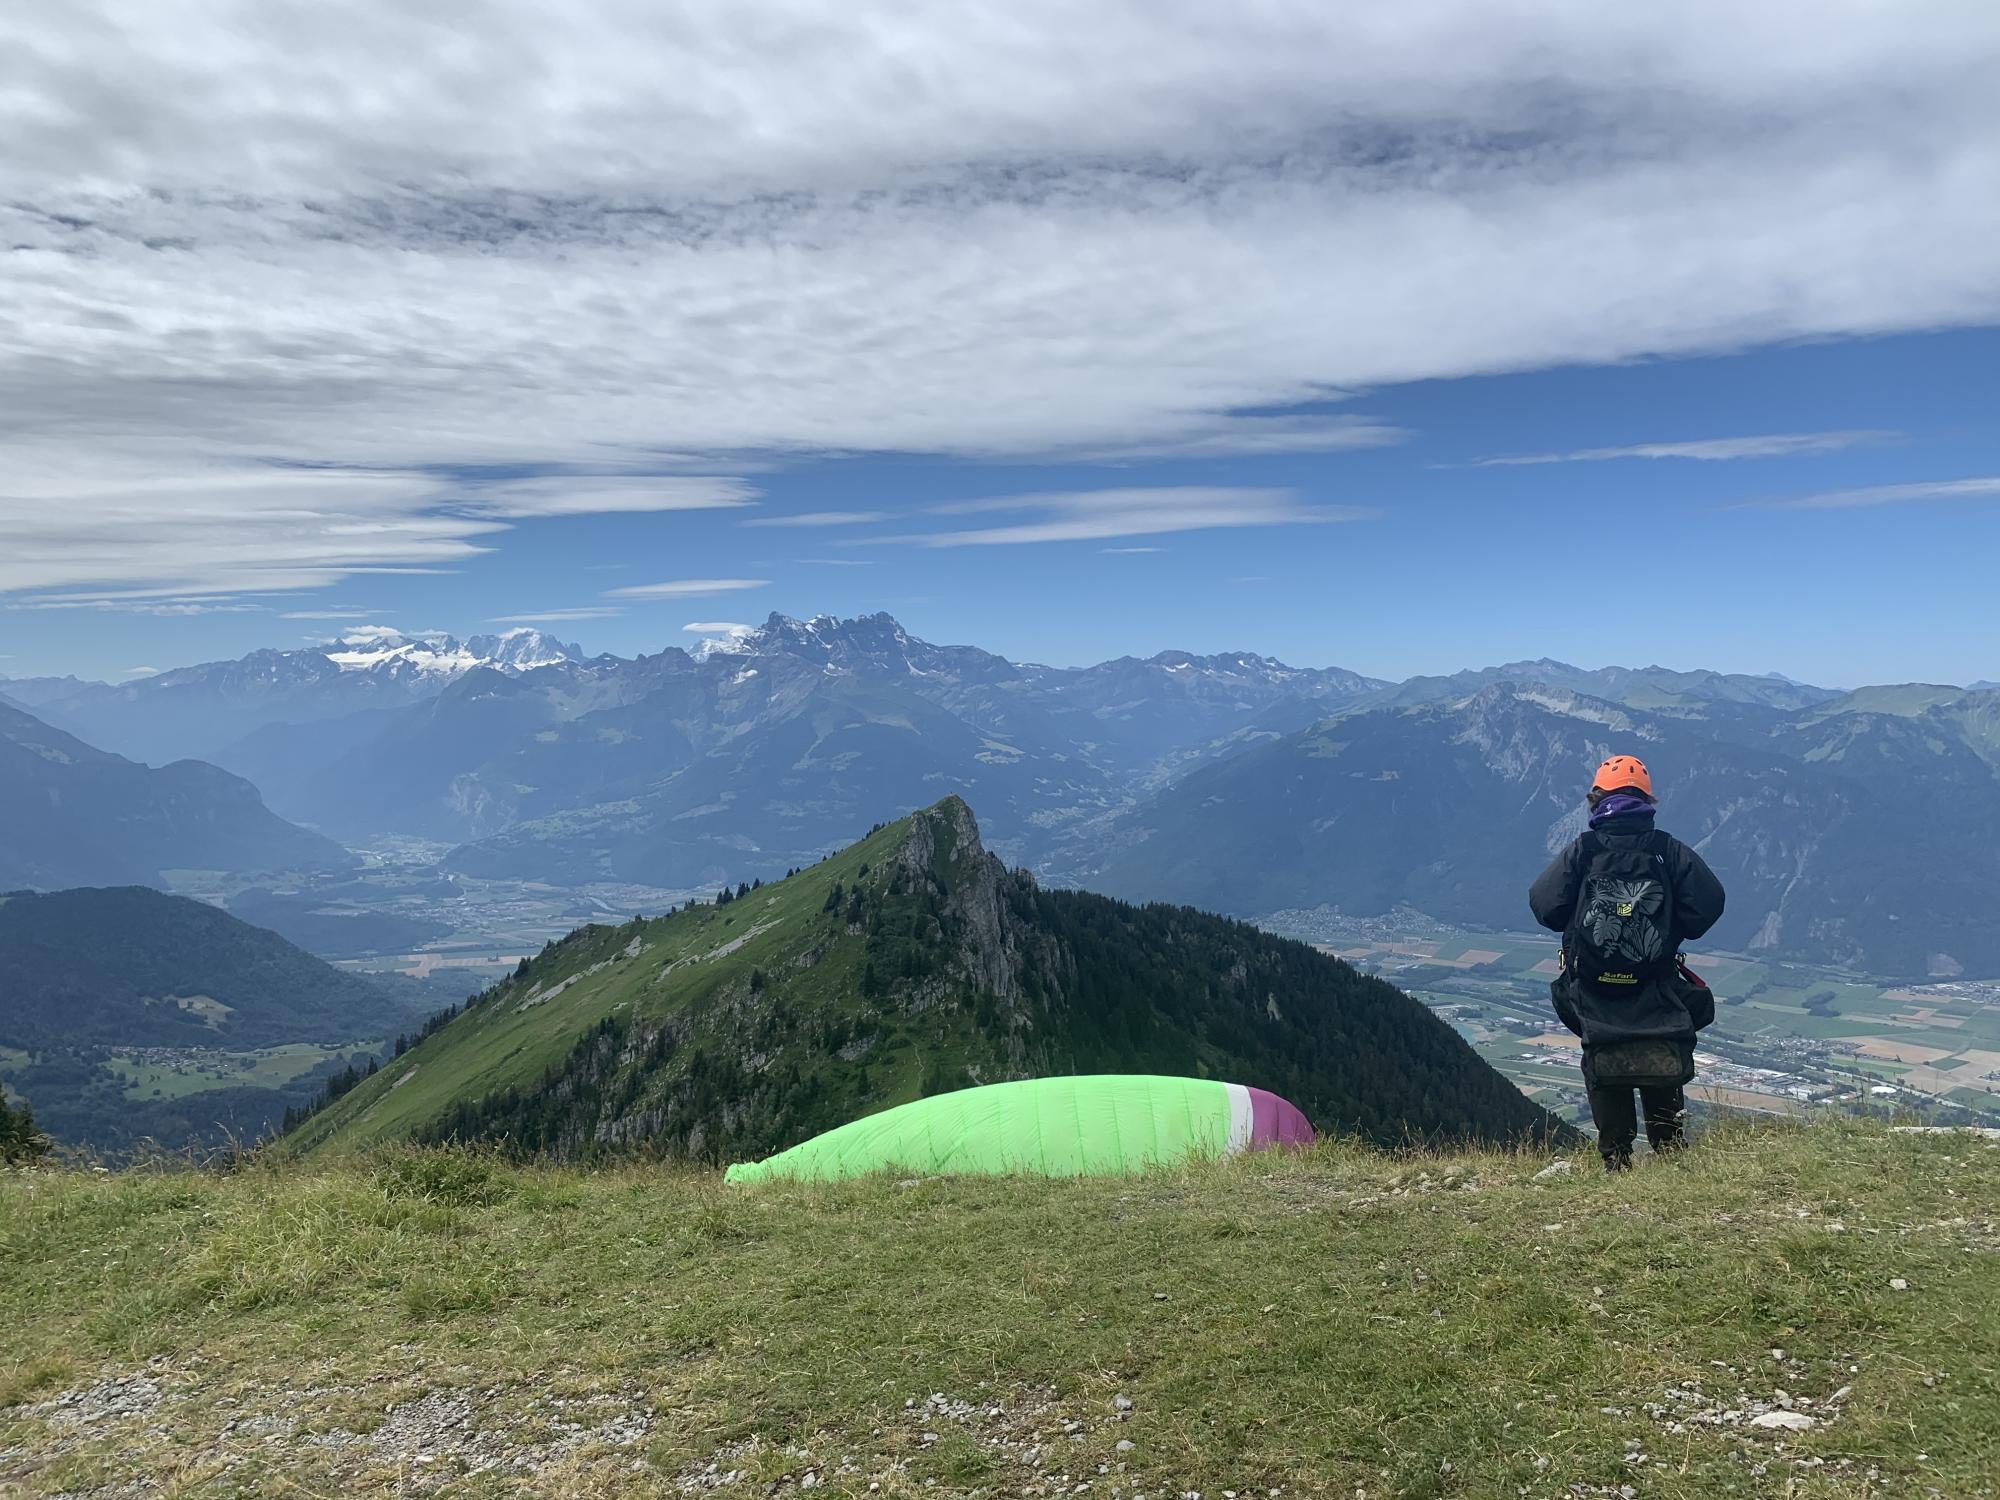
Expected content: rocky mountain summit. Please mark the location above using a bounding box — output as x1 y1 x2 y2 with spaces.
291 798 1562 1162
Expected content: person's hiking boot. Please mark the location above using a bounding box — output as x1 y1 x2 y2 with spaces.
1602 1147 1634 1172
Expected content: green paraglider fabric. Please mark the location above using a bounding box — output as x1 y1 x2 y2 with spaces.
725 1074 1251 1183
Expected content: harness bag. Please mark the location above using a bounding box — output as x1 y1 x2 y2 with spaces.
1564 829 1677 989
1585 1037 1696 1090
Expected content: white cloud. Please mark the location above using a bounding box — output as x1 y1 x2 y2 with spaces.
486 607 627 622
460 476 757 517
1467 430 1898 466
1078 415 1408 461
1101 546 1164 554
3 3 1998 598
740 511 889 528
881 487 1373 546
280 609 373 619
1745 476 2000 510
796 558 876 566
683 621 755 635
5 596 264 615
123 666 159 677
0 459 500 599
604 578 770 599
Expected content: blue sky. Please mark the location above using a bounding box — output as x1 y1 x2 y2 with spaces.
11 328 1998 688
4 4 1998 687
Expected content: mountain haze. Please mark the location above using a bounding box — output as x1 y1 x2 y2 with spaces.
1091 681 2000 978
11 617 1997 974
7 628 585 768
175 613 1385 878
0 701 350 889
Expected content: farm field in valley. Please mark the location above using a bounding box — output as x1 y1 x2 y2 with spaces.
1261 907 2000 1131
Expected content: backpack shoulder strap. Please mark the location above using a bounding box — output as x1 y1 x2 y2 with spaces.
1647 828 1681 942
1562 830 1599 944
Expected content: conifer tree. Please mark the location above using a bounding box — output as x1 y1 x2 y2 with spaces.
1 1093 48 1164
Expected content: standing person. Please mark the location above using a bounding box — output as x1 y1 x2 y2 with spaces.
1529 755 1726 1171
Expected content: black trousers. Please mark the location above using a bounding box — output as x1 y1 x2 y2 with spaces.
1586 1083 1686 1158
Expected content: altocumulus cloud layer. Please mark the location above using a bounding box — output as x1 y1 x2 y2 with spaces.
4 0 1999 600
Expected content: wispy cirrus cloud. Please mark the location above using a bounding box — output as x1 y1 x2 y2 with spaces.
1741 476 2000 510
486 607 627 622
603 578 770 599
1101 546 1165 555
1466 430 1899 467
5 596 265 615
0 462 754 603
876 487 1373 547
457 476 758 518
740 511 889 528
280 609 374 620
3 2 1998 606
1079 414 1407 462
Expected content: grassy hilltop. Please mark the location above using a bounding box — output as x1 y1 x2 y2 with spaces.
3 1119 1996 1498
288 798 1559 1162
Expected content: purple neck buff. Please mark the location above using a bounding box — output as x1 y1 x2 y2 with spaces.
1590 791 1656 827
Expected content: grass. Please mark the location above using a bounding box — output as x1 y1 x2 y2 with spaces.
103 1043 369 1101
286 818 923 1154
2 1118 1995 1498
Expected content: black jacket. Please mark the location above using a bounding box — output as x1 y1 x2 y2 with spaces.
1528 811 1727 1047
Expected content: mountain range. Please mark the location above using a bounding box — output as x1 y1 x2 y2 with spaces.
288 799 1567 1160
1085 681 2000 978
7 615 1997 977
0 699 350 889
2 627 586 768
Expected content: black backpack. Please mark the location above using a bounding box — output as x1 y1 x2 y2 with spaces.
1564 829 1677 989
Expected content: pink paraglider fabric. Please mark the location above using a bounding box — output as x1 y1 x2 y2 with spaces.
1247 1087 1315 1149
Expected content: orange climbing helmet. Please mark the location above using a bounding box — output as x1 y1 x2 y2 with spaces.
1591 754 1654 798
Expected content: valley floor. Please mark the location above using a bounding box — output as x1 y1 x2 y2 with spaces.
1261 911 2000 1132
2 1121 1996 1499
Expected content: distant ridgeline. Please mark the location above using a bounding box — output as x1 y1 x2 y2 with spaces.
287 799 1569 1162
11 618 1999 978
1090 680 2000 979
0 700 348 891
0 887 419 1152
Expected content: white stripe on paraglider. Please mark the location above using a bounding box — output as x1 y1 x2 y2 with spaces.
1222 1082 1254 1157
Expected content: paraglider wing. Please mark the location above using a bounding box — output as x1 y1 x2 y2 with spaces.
724 1074 1314 1184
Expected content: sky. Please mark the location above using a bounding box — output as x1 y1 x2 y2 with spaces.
3 1 1998 688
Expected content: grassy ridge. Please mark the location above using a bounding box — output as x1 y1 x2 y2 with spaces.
286 818 920 1154
291 800 1559 1164
3 1119 1996 1497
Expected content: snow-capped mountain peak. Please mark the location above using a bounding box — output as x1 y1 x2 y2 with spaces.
462 629 586 672
689 623 759 661
322 627 583 679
